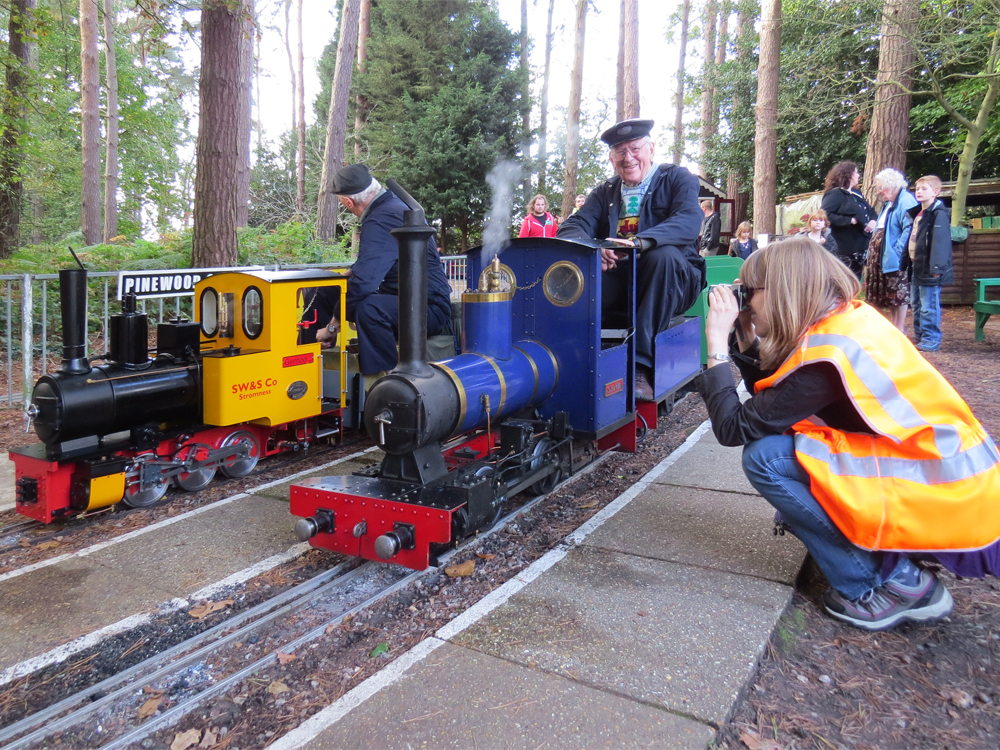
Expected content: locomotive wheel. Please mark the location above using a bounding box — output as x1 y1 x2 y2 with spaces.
173 443 216 492
530 437 561 495
122 457 169 508
218 430 261 478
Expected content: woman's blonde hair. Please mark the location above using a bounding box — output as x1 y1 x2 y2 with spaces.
739 237 861 370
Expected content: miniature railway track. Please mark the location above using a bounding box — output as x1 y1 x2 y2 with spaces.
0 458 604 750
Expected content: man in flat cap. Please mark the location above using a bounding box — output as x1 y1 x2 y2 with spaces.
557 118 705 401
312 164 453 375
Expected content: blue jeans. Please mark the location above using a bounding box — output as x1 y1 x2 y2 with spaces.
742 435 884 599
910 283 942 349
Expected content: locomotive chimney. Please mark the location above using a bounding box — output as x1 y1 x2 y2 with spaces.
58 268 90 374
386 179 436 378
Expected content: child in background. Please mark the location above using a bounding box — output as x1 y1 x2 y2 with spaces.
902 176 952 352
728 221 758 260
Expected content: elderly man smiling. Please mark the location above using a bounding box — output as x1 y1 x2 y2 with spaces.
557 118 705 401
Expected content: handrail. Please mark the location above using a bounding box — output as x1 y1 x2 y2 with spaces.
0 257 467 409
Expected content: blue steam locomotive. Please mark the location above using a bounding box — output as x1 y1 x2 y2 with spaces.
290 183 711 570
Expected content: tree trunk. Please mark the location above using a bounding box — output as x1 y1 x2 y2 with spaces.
519 0 531 204
315 0 362 242
752 0 781 236
726 3 751 225
618 0 639 120
950 66 1000 226
102 0 119 241
537 0 555 194
192 0 247 267
561 0 588 221
0 0 36 258
284 0 297 155
80 0 101 246
714 9 726 133
296 0 306 218
235 2 254 229
672 0 690 165
255 17 262 153
698 0 717 178
862 0 917 206
354 0 371 158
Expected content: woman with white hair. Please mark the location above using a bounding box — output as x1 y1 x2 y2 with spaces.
864 168 919 333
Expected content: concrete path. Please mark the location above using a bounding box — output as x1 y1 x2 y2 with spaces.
0 449 380 683
275 423 808 750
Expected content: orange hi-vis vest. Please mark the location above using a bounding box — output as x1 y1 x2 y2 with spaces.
755 300 1000 553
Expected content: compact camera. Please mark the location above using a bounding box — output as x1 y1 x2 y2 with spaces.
709 283 746 310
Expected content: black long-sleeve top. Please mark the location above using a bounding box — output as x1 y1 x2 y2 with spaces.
698 340 874 447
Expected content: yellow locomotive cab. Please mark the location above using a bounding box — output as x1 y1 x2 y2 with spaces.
195 270 349 427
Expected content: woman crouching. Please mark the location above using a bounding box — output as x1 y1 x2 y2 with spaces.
700 237 1000 631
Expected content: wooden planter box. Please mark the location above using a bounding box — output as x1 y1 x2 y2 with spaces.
944 229 1000 305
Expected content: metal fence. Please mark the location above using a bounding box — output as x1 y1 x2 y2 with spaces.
0 257 467 410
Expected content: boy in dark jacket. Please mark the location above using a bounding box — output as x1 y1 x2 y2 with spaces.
902 175 952 352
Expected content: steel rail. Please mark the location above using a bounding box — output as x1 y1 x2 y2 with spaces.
1 446 610 750
0 560 357 748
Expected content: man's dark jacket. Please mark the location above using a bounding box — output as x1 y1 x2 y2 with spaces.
556 163 704 271
700 211 721 254
345 190 452 321
902 199 953 287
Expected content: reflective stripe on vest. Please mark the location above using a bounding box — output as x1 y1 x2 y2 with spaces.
755 301 1000 552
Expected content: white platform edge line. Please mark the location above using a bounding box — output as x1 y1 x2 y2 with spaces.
189 542 312 601
0 447 378 585
0 541 313 687
435 546 569 641
266 637 448 750
265 418 715 747
0 597 190 687
565 419 711 546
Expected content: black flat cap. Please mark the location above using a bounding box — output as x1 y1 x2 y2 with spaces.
600 118 654 147
331 163 373 195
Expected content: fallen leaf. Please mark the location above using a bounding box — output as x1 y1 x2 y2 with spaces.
142 686 164 695
445 560 475 577
188 599 234 619
578 500 598 509
950 690 974 709
276 650 297 665
738 731 783 750
18 540 30 548
948 709 960 719
199 729 217 748
138 696 163 720
171 729 203 750
369 642 389 658
268 680 290 695
37 540 61 550
325 624 335 635
476 553 496 560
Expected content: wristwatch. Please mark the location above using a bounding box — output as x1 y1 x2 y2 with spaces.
707 352 731 362
327 323 338 333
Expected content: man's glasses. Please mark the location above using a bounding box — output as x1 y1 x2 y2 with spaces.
610 143 648 161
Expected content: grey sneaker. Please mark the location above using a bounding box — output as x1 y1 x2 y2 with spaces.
823 569 953 631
